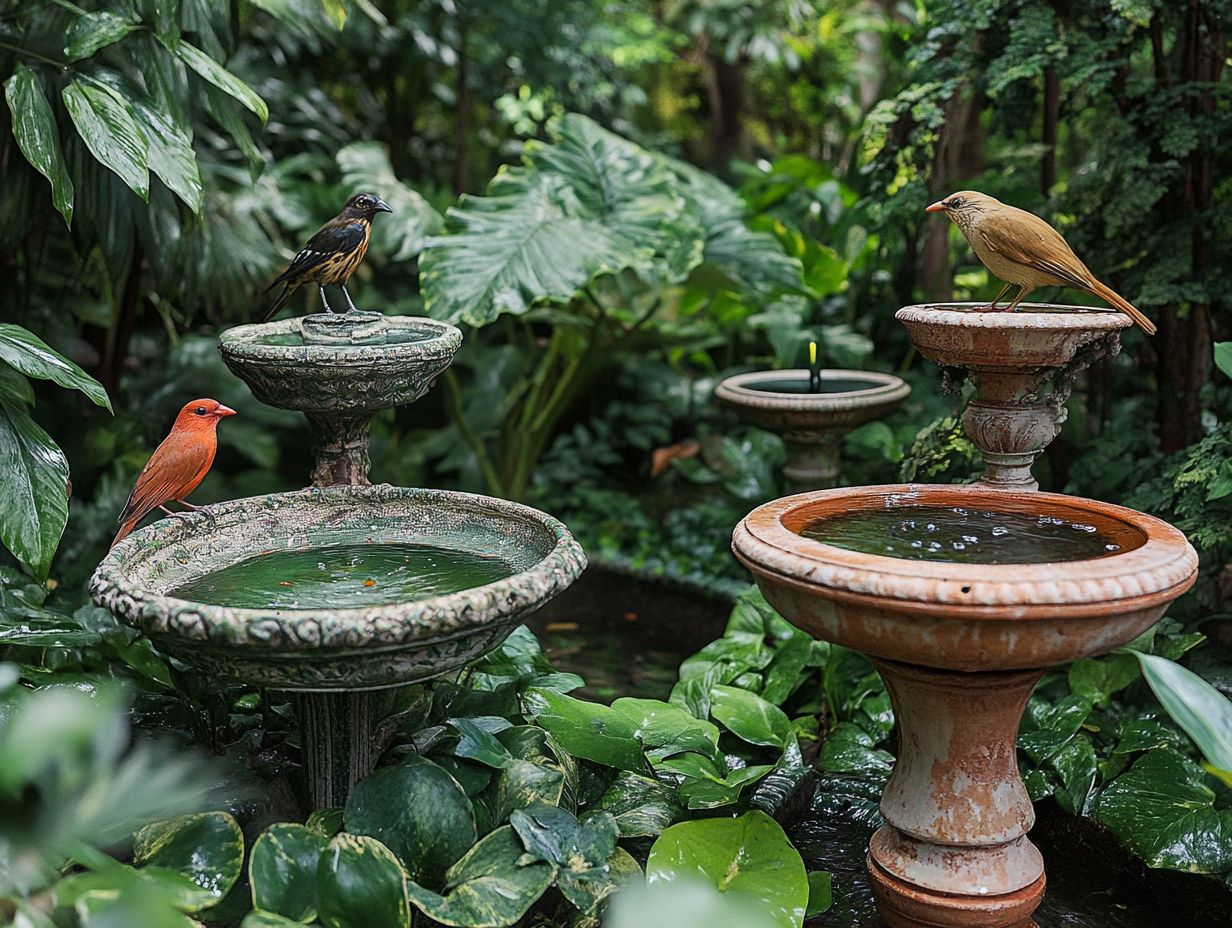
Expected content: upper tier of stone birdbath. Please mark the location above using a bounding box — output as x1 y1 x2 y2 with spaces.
715 369 910 490
91 310 586 809
896 303 1130 491
219 310 462 486
733 484 1197 928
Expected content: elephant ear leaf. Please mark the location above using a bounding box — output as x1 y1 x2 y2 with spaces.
0 324 111 411
0 398 69 581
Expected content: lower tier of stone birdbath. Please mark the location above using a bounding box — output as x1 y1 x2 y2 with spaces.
89 484 586 809
715 369 910 490
732 484 1197 928
896 303 1130 491
219 311 462 486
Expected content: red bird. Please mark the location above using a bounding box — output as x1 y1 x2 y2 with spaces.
112 398 236 548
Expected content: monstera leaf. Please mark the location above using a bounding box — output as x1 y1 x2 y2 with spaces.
421 114 702 327
337 142 442 261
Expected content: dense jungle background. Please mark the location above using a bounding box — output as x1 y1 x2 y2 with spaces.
3 1 1232 926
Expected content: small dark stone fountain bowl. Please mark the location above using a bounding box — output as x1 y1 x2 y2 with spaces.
733 484 1197 928
90 483 586 808
715 369 910 490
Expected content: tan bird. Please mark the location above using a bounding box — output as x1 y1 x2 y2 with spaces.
925 191 1156 334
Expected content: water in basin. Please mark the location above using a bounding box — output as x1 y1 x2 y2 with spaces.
256 327 440 348
745 376 879 395
800 505 1127 564
171 542 515 609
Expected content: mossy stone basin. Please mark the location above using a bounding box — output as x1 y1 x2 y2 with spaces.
733 484 1197 928
89 484 587 691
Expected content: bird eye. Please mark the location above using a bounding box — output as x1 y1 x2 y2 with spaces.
195 406 207 415
357 196 370 207
950 197 964 209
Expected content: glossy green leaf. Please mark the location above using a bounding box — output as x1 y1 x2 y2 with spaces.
805 871 832 917
510 803 620 910
65 10 140 60
609 697 721 763
127 99 203 212
1214 342 1232 381
0 324 111 410
0 619 99 647
450 717 514 768
134 812 244 907
306 808 344 836
249 823 329 921
1068 653 1140 706
606 879 779 928
171 39 269 122
599 771 680 837
4 65 74 225
62 77 148 200
521 687 649 772
819 722 894 774
1132 651 1232 771
343 757 476 888
646 810 808 928
405 825 553 927
710 685 792 747
486 758 564 824
322 0 347 28
241 913 307 928
1097 749 1232 872
316 834 409 928
0 398 70 580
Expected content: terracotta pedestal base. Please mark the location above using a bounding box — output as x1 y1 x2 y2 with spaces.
868 854 1043 928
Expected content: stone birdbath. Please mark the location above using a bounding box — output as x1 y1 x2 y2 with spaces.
896 303 1129 491
733 484 1197 928
715 369 910 490
90 311 586 809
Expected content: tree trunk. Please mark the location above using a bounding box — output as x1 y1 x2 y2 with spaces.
703 49 747 175
1041 67 1059 194
922 88 985 301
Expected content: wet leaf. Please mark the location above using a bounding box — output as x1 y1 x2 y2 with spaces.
646 810 808 928
64 10 140 60
306 808 344 837
1132 651 1232 771
134 812 244 908
486 758 564 824
62 77 149 200
805 871 832 917
169 39 268 122
4 65 73 224
710 685 792 748
1069 653 1140 706
819 723 893 775
344 757 476 889
126 99 202 213
0 324 111 410
405 825 553 927
0 398 70 580
316 834 409 928
1096 748 1232 872
449 717 514 768
521 687 648 772
610 696 721 762
598 772 680 837
241 913 306 928
249 823 329 921
510 803 620 910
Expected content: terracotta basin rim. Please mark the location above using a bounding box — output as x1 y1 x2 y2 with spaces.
734 484 1198 617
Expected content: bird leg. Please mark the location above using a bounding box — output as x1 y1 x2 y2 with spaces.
981 282 1012 311
172 500 201 511
341 284 359 314
1004 285 1035 313
318 284 336 314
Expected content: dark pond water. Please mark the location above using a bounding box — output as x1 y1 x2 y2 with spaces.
171 542 514 609
801 505 1127 564
534 566 1232 928
744 375 881 394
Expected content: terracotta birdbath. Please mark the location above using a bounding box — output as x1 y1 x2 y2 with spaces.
92 310 587 809
733 484 1197 928
715 369 910 490
896 303 1129 491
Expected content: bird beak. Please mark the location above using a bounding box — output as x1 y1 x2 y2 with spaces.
925 200 946 213
374 197 393 214
216 405 238 417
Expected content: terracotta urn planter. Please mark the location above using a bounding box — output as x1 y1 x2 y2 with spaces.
896 304 1129 490
715 369 910 490
733 484 1197 928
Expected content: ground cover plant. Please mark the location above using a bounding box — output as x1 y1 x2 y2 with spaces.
3 0 1232 924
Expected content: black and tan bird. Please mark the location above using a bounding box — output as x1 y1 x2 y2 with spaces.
263 192 393 321
926 191 1156 334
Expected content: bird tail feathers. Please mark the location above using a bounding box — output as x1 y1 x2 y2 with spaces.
111 516 140 550
1087 278 1156 335
262 283 294 323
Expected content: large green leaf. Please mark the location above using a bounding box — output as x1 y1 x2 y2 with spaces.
1095 748 1232 872
710 685 793 748
0 398 70 580
509 804 621 911
4 65 74 225
1131 651 1232 772
405 825 553 927
598 772 680 837
134 812 244 909
1214 342 1232 381
520 687 649 771
57 862 203 928
316 834 409 928
64 10 140 60
62 77 149 200
609 697 721 762
421 172 636 327
646 811 808 928
249 823 329 921
127 98 203 213
485 758 565 824
0 324 111 410
170 39 269 122
343 757 477 889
